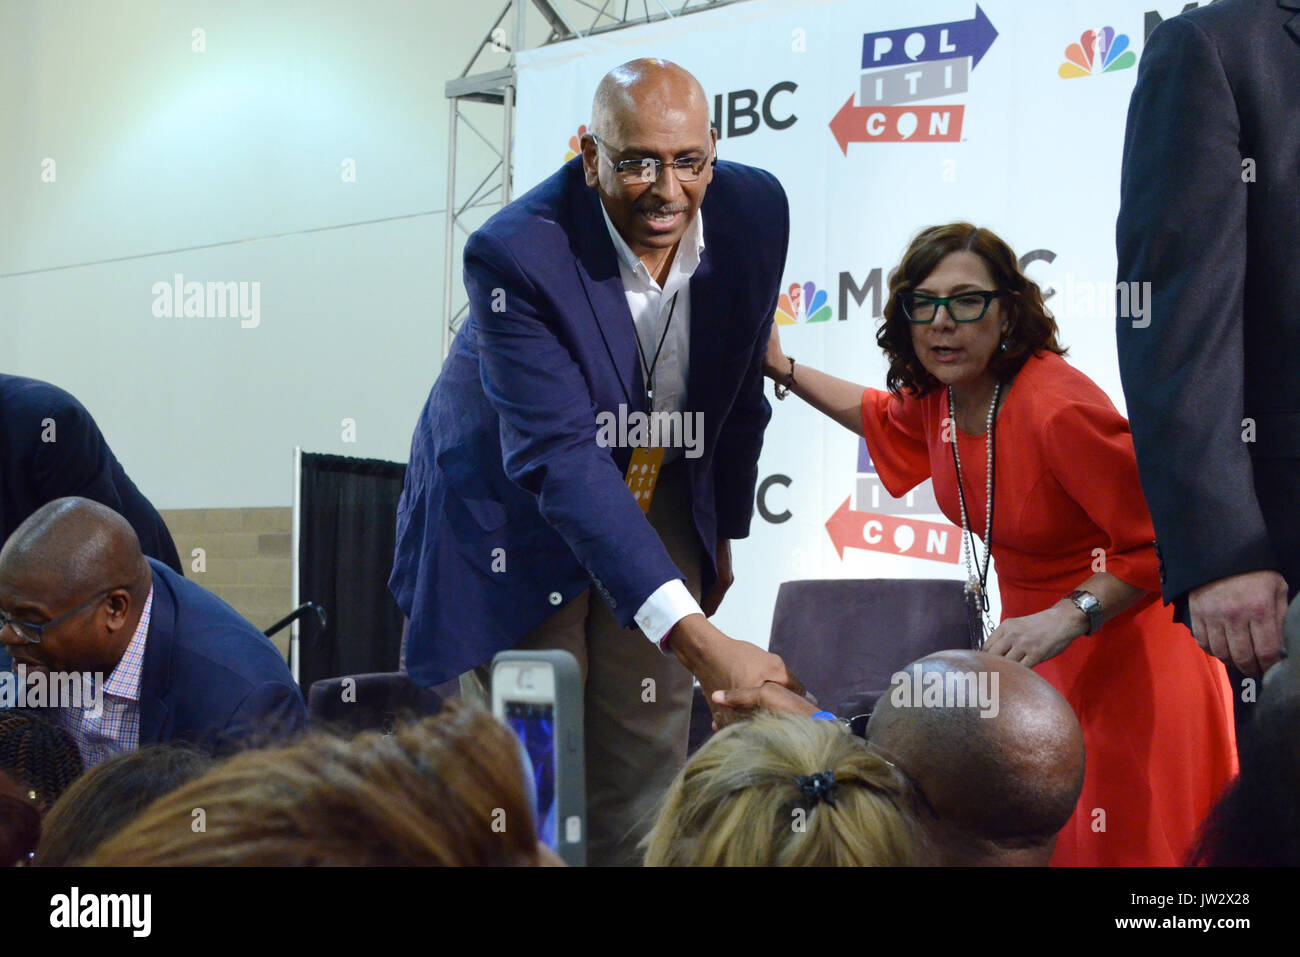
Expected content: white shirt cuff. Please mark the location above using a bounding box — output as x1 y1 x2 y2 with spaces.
635 579 703 650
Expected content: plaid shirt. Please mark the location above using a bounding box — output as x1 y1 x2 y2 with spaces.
57 586 152 769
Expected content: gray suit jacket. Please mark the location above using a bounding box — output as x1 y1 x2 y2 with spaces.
1116 0 1300 619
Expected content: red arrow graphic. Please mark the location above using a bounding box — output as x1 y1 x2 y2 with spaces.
829 95 870 155
829 96 965 153
825 497 962 563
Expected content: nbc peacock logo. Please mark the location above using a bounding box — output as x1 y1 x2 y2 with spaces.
775 281 833 325
564 124 587 162
1058 27 1136 78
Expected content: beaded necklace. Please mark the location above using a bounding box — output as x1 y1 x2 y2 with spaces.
949 381 1000 648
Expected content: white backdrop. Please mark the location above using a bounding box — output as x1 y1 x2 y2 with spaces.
514 0 1183 648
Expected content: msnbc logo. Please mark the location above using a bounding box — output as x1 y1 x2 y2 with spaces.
563 124 587 162
1058 27 1136 78
775 282 833 325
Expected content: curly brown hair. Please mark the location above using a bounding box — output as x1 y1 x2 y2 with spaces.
877 223 1066 398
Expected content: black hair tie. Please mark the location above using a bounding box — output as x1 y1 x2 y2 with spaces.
796 770 837 808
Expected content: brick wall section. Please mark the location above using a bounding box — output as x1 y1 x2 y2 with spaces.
157 508 294 660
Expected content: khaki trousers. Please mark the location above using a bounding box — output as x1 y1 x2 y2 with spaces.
464 460 701 866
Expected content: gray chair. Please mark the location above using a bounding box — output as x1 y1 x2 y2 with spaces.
769 578 970 721
687 578 969 753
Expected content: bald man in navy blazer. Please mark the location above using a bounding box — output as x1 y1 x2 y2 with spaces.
0 498 305 767
391 59 803 863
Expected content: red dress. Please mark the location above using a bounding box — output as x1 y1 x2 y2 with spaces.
860 351 1237 866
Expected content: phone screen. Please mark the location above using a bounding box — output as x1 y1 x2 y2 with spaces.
505 700 557 849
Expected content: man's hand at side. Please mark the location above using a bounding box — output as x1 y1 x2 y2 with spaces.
700 538 733 617
666 613 804 727
1188 569 1289 677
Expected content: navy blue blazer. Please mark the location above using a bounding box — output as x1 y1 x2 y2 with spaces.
139 559 306 754
0 374 182 573
390 158 789 686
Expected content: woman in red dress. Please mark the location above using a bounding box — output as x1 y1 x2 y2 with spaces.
765 223 1237 865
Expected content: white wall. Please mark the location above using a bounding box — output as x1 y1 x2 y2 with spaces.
1 0 517 508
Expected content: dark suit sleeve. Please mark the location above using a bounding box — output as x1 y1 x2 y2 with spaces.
32 394 184 575
1115 15 1276 608
31 397 125 511
216 681 307 754
467 232 684 624
713 177 787 540
713 319 773 540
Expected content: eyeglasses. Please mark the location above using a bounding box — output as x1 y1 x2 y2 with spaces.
0 589 115 645
589 133 713 185
902 290 1004 324
865 740 938 820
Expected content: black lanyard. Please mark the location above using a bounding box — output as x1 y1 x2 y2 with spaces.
634 291 680 408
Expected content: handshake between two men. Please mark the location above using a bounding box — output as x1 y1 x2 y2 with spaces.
660 537 809 730
666 613 809 730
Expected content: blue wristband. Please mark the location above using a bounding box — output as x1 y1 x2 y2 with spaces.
811 711 838 721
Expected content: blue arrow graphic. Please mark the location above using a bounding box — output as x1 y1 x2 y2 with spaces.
861 4 998 71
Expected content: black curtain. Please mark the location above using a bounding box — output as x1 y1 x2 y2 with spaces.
298 452 406 690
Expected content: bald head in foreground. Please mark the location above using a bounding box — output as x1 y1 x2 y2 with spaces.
866 650 1085 866
0 498 305 767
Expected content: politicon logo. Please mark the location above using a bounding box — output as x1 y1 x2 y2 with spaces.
774 281 832 325
830 4 999 152
825 438 960 565
1058 27 1137 78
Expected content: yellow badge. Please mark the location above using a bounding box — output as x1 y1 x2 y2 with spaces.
625 446 665 513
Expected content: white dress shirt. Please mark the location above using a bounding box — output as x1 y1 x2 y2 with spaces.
599 202 707 647
599 200 701 434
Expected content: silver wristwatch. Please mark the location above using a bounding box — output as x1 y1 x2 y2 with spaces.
1067 589 1103 635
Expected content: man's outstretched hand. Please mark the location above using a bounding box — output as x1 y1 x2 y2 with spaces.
711 681 820 730
667 613 804 728
1188 569 1289 677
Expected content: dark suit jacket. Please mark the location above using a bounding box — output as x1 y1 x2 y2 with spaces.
139 559 306 754
0 374 183 573
390 158 788 686
1115 0 1300 619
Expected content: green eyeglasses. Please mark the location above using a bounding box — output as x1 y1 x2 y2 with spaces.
902 290 1004 324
